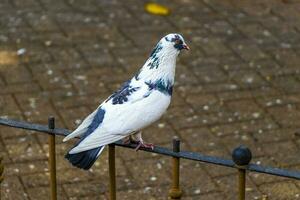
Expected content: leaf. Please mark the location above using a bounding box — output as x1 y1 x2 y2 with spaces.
145 3 170 16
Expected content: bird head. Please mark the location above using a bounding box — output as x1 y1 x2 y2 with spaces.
162 33 190 52
136 33 189 83
146 33 189 68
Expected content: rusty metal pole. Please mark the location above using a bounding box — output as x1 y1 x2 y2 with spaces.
108 144 116 200
48 116 57 200
0 157 3 200
168 138 182 199
238 168 246 200
232 145 252 200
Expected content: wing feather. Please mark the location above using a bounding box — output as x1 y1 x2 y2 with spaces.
69 133 124 154
63 109 98 142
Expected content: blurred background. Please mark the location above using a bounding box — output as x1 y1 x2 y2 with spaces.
0 0 300 199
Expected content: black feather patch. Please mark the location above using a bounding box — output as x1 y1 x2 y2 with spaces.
65 147 103 170
106 80 140 105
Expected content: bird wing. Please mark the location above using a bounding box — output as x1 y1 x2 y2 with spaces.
63 78 146 143
68 83 170 154
63 108 99 142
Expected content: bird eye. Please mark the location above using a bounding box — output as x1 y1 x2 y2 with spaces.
175 39 183 45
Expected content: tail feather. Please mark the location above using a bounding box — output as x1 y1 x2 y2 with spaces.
65 146 105 170
64 107 106 169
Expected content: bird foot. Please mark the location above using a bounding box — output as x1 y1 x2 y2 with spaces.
133 141 154 151
122 137 131 145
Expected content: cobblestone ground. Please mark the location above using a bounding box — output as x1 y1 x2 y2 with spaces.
0 0 300 199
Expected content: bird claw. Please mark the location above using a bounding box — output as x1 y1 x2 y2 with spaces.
134 141 154 151
122 137 131 145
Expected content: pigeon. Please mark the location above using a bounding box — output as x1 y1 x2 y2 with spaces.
64 33 189 170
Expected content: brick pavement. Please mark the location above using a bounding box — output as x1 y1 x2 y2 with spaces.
0 0 300 199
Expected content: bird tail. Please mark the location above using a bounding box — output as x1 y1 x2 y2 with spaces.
65 146 105 170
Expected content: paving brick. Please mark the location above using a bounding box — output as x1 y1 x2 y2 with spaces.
125 157 171 188
252 128 298 143
272 76 300 94
210 118 279 137
268 105 300 128
259 181 300 200
191 65 228 84
226 99 264 120
1 65 32 84
75 194 108 200
14 93 61 124
228 69 268 89
63 181 106 198
26 185 67 200
215 174 262 200
1 176 29 200
202 164 235 178
179 160 217 195
256 95 300 108
116 186 168 200
184 192 225 200
25 13 61 32
185 93 221 112
180 127 226 154
0 95 23 119
0 82 40 95
21 172 50 188
4 160 48 176
4 135 46 163
261 141 300 167
217 86 280 101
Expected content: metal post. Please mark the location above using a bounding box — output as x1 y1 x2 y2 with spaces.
168 138 182 199
232 145 252 200
0 157 3 200
238 168 246 200
108 144 116 200
48 116 57 200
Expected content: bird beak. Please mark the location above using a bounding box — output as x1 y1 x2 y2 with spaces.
182 44 190 50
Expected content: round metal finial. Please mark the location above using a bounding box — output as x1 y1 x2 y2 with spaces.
172 138 180 153
232 145 252 166
48 116 55 130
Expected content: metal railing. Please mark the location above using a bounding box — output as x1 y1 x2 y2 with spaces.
0 117 299 200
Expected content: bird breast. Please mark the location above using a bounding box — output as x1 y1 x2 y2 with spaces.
100 90 171 135
135 90 171 128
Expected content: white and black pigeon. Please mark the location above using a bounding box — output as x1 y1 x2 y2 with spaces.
64 33 189 170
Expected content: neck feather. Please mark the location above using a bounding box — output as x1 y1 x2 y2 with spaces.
135 44 178 85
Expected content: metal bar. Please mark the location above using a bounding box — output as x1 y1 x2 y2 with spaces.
108 144 116 200
48 117 57 200
116 141 236 167
0 157 3 200
116 142 300 180
168 139 182 199
247 163 300 180
0 117 69 136
238 168 246 200
1 118 300 180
